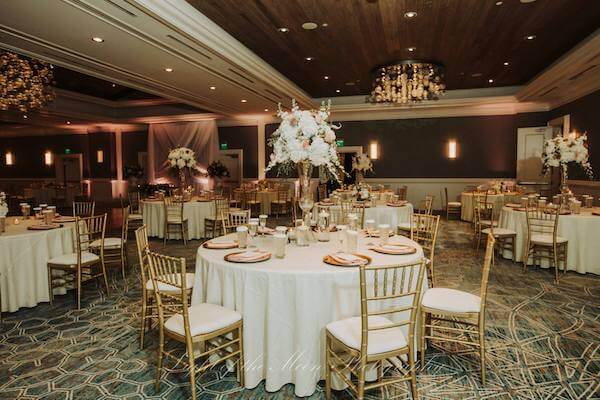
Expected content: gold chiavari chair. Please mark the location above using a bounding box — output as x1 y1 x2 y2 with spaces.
471 192 487 227
351 202 366 229
222 209 251 234
163 197 188 245
127 191 144 230
473 196 497 248
397 185 408 201
204 197 230 238
480 203 517 262
90 206 129 288
444 187 462 220
420 234 496 385
271 189 289 217
135 226 195 348
523 206 568 283
398 196 434 236
146 250 244 400
231 188 243 209
325 259 427 400
244 190 261 217
411 213 440 286
47 214 109 309
73 201 95 217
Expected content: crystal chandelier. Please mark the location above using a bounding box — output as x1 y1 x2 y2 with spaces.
0 51 55 112
367 60 445 104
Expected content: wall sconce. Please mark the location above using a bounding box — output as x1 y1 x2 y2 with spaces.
369 142 379 159
96 149 104 163
447 140 458 159
44 151 53 166
5 151 14 166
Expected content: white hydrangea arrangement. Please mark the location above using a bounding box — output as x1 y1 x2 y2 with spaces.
352 153 373 173
541 134 593 178
167 147 199 171
266 99 343 181
0 192 7 217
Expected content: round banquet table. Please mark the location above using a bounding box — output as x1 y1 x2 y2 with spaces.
192 233 426 396
141 198 215 239
498 206 600 274
314 203 413 227
460 192 520 222
0 218 75 312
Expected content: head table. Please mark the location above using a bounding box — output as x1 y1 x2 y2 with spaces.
141 197 215 239
0 218 75 312
499 206 600 274
192 233 426 396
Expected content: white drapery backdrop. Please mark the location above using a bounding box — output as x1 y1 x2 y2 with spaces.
147 120 219 190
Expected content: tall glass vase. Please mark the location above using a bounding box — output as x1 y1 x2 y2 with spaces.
355 170 364 184
297 161 314 226
178 169 186 195
560 164 571 195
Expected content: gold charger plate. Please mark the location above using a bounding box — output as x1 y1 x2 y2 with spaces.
27 223 63 230
203 241 238 250
369 244 417 255
224 251 271 263
323 253 371 267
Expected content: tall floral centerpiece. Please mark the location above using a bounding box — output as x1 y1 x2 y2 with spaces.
266 100 343 223
541 133 593 194
166 147 202 192
207 160 230 190
352 152 373 183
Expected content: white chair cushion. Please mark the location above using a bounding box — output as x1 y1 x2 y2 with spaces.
480 220 498 227
167 217 187 224
397 222 411 230
448 202 462 207
326 316 407 355
128 213 143 220
145 272 196 292
481 227 516 237
165 303 242 337
48 251 99 266
422 288 481 313
90 237 123 249
531 234 568 245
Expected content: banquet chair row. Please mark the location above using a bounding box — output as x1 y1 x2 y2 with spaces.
222 209 251 234
204 197 230 238
134 226 243 400
325 234 496 399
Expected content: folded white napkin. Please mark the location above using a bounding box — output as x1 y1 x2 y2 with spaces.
330 253 366 265
371 244 415 254
230 250 269 261
206 240 237 249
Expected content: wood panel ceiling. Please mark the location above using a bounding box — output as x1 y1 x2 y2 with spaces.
189 0 600 98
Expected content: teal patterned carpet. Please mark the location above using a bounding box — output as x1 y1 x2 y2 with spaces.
0 219 598 399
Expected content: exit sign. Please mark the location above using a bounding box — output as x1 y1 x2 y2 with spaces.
336 139 345 147
220 143 228 150
65 148 72 154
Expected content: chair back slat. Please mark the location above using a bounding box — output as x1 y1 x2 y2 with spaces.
135 225 149 287
480 234 496 316
75 214 106 259
73 201 95 217
146 250 188 317
121 206 130 243
526 206 559 239
164 197 184 220
222 209 251 234
359 260 426 356
128 192 141 214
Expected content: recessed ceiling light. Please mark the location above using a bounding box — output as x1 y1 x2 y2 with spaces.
66 121 71 124
321 23 329 27
335 89 341 93
407 47 416 52
404 11 417 18
305 56 315 61
111 83 116 87
241 99 247 103
520 0 536 3
525 35 536 40
471 72 483 77
277 27 289 33
209 86 216 90
264 108 269 112
302 22 318 30
495 1 503 5
91 37 104 43
345 81 355 86
503 61 510 66
23 115 28 119
488 79 494 83
324 75 330 80
164 67 174 72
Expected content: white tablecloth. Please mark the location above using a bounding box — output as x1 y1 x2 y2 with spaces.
141 199 215 239
192 234 426 396
314 204 413 227
0 218 75 312
498 206 600 274
460 192 521 221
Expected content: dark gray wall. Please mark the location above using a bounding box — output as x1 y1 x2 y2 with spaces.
218 126 258 178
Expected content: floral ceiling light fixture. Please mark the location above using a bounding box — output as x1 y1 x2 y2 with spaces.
0 51 54 112
367 60 446 104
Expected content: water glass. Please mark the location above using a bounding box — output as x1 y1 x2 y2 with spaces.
346 230 358 253
336 225 347 252
274 233 287 258
236 226 248 249
259 214 268 233
297 225 309 246
365 219 375 236
378 224 391 245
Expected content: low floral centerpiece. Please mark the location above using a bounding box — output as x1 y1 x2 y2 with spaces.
207 160 230 189
166 147 204 191
266 100 344 223
352 153 373 183
350 182 371 201
123 164 144 188
541 133 593 194
0 192 7 217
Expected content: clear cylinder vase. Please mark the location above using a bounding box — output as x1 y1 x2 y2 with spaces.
560 164 571 195
297 161 314 226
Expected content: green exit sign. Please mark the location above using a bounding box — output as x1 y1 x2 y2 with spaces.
65 148 72 154
220 143 228 150
336 139 345 147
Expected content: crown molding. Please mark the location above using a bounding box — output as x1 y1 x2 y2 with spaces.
54 88 179 108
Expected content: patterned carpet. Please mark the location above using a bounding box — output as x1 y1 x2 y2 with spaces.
0 218 598 399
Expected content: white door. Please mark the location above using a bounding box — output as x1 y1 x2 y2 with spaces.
516 127 554 184
218 150 242 186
